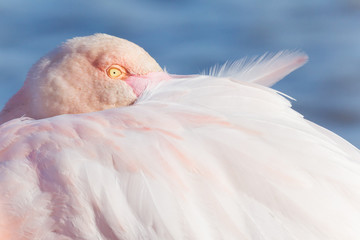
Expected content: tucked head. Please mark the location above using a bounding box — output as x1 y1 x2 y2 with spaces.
0 34 168 124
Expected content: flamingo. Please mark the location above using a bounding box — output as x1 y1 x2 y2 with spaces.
0 33 359 240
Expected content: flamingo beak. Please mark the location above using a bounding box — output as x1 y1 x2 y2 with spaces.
124 72 172 97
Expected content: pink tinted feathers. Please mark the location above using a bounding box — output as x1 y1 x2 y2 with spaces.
0 34 166 124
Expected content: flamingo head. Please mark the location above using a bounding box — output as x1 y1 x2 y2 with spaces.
0 34 169 123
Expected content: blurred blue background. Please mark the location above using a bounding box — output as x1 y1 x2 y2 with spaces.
0 0 359 147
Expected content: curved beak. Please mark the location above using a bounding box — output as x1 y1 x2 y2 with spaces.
124 72 172 97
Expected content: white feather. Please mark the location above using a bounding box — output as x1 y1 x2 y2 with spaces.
0 52 359 240
208 51 308 87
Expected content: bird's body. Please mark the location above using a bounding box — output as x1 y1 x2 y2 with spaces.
0 34 360 239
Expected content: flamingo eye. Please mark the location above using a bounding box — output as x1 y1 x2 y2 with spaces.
107 66 127 79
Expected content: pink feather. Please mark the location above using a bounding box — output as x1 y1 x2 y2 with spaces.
0 34 359 240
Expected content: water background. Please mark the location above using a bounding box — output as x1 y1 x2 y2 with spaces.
1 0 359 147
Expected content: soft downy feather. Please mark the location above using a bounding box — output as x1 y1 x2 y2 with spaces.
208 51 308 87
0 52 360 240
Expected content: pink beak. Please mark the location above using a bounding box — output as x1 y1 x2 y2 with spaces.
125 72 172 97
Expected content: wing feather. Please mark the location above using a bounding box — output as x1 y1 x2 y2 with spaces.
1 74 360 239
209 51 308 87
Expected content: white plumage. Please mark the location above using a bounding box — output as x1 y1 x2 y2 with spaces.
0 34 359 239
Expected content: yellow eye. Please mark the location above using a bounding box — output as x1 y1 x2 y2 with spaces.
106 66 127 79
